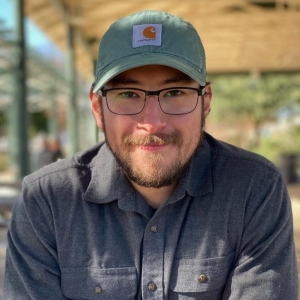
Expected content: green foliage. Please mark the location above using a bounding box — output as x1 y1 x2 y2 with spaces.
250 137 280 164
0 111 7 135
208 73 300 160
209 73 300 127
30 112 48 137
251 125 300 165
0 152 7 171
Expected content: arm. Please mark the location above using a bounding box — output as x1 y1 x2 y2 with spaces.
222 174 298 299
3 182 68 300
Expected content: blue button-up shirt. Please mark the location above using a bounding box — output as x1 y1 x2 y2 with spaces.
3 133 298 299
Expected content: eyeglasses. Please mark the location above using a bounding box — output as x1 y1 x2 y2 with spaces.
98 87 205 115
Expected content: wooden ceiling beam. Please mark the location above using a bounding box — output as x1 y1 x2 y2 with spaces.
46 0 94 63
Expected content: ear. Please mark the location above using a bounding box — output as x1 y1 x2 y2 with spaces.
89 86 103 129
203 83 212 117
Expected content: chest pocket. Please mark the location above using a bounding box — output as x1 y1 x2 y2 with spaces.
169 252 235 299
61 267 137 299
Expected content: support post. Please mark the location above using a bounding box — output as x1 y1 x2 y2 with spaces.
67 24 79 155
14 0 29 179
7 104 17 170
48 86 59 137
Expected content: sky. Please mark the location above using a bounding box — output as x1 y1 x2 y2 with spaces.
0 0 63 59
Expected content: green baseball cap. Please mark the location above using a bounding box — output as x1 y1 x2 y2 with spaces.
93 10 206 93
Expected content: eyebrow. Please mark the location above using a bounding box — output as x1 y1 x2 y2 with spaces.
109 73 193 86
109 77 140 85
163 74 193 85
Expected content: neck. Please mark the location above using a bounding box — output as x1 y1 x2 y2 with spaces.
130 181 177 209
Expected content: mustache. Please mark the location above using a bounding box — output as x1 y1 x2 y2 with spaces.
123 132 182 146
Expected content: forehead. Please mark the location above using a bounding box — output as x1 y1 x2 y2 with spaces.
106 65 196 87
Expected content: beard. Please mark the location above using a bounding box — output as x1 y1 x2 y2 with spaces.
100 100 206 189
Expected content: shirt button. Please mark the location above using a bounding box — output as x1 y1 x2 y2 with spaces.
94 286 102 294
198 274 208 283
150 225 157 232
148 282 157 291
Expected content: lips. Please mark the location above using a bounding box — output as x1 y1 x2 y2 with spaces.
123 131 182 147
139 143 167 150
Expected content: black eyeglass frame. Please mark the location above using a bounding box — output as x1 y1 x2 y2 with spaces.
98 86 206 116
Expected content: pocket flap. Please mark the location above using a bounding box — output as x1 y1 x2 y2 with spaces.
170 252 235 293
61 267 137 299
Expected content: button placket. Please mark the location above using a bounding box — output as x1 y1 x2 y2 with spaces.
142 212 166 299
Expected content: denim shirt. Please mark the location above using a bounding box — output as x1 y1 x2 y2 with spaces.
4 133 298 299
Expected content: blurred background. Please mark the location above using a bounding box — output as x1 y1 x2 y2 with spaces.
0 0 299 298
0 0 299 181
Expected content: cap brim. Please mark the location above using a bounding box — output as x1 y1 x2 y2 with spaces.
92 53 206 93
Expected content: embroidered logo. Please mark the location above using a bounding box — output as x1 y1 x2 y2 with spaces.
133 24 162 48
143 26 156 39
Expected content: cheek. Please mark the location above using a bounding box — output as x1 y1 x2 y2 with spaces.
176 109 202 132
180 115 203 146
103 112 136 139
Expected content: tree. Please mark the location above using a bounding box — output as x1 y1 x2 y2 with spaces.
209 73 300 148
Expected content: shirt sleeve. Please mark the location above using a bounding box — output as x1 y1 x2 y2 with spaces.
222 174 298 299
3 181 68 300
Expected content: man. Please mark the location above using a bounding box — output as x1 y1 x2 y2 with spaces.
4 10 298 299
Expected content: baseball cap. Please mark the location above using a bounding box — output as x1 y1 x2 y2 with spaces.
93 10 206 93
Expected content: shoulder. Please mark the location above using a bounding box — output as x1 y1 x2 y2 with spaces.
23 142 105 197
203 133 283 196
202 134 290 229
205 133 279 173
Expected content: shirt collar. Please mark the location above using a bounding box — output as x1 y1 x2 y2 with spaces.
182 136 213 197
83 144 130 205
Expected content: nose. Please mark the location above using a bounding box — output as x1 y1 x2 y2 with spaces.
137 95 167 133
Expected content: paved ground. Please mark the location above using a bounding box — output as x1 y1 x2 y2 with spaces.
0 183 299 299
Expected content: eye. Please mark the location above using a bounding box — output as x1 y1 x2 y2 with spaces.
163 89 184 98
117 91 140 99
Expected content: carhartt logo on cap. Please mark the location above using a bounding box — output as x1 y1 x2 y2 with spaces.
133 24 162 48
143 26 156 38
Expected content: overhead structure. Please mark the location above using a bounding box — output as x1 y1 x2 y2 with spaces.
24 0 300 81
0 20 68 109
0 22 70 115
